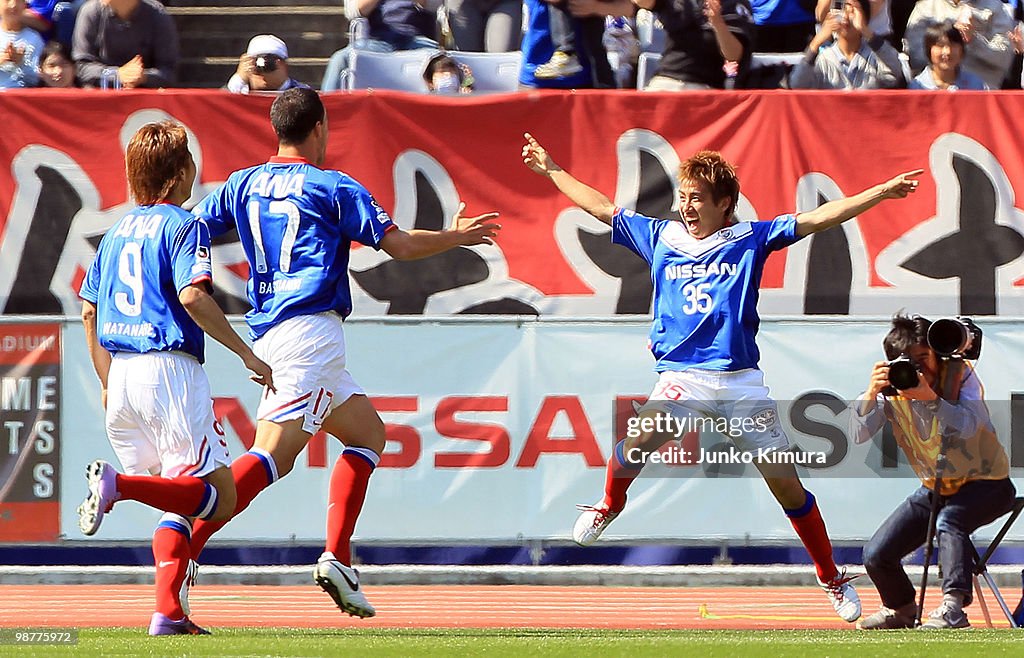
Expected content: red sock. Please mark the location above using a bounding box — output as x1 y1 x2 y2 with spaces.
602 440 641 512
190 450 275 559
325 448 379 565
116 474 214 518
153 518 191 619
786 490 838 582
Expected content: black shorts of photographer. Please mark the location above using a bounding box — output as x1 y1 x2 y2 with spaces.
850 314 1015 630
226 34 311 94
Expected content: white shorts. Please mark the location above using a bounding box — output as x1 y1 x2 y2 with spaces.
644 368 790 453
254 312 363 434
105 352 230 478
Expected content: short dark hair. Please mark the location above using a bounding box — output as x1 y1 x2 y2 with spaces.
883 313 931 360
270 87 325 145
923 21 965 59
42 40 71 63
679 151 740 218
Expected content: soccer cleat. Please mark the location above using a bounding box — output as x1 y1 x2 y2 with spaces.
856 604 916 630
314 552 376 618
919 601 970 629
534 52 583 79
77 460 120 536
180 559 199 617
148 612 211 636
818 568 862 622
572 502 620 547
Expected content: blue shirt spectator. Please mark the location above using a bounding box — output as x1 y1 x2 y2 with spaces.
1 0 44 88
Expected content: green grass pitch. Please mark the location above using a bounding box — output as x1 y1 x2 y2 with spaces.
5 628 1023 657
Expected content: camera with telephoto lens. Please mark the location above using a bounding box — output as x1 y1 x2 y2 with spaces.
254 54 281 74
883 354 921 395
927 317 982 360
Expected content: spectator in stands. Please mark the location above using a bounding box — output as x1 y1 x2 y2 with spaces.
1 0 44 88
816 0 892 43
38 38 76 85
904 0 1014 90
422 50 475 93
789 0 904 88
22 0 57 37
226 34 309 94
447 0 522 52
321 0 440 91
532 0 608 80
519 0 626 88
909 21 987 88
749 0 815 52
72 0 179 88
634 0 753 90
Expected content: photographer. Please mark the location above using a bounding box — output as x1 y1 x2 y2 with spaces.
851 314 1014 630
226 34 309 94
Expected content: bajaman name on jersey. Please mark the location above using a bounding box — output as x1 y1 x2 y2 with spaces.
664 262 738 280
112 214 163 240
249 172 305 198
258 279 302 294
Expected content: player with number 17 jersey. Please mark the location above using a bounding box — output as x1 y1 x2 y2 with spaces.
195 157 395 340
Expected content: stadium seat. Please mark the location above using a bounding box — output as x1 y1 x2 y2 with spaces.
635 10 665 54
346 48 438 92
52 0 85 50
449 51 522 93
636 51 661 90
970 497 1024 628
746 52 804 89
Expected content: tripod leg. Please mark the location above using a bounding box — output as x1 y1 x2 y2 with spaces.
916 483 944 626
981 570 1017 627
974 575 994 628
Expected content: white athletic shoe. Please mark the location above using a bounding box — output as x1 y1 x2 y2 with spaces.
179 559 199 616
572 502 620 547
819 568 862 622
314 552 376 618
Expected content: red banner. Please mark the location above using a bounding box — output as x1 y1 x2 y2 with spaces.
0 323 60 542
2 89 1024 317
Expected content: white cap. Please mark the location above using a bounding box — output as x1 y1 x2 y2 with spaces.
246 34 288 59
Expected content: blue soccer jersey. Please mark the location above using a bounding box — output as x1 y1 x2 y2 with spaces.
79 205 214 362
195 156 396 340
612 208 803 372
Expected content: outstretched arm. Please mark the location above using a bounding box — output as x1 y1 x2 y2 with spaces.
522 132 616 226
380 203 501 260
795 169 922 237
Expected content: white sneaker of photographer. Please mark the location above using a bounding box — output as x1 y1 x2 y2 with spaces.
818 568 862 622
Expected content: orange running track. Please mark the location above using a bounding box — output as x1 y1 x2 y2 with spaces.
0 584 917 630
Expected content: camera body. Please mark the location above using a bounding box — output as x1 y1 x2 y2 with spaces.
253 54 281 74
883 354 920 396
882 317 982 396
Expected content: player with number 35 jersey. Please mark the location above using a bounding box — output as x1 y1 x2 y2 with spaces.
522 132 922 625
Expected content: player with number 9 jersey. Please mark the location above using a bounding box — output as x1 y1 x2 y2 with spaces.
81 206 214 361
77 121 273 637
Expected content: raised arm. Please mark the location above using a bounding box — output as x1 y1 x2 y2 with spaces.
521 132 616 225
379 203 501 260
795 169 922 237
